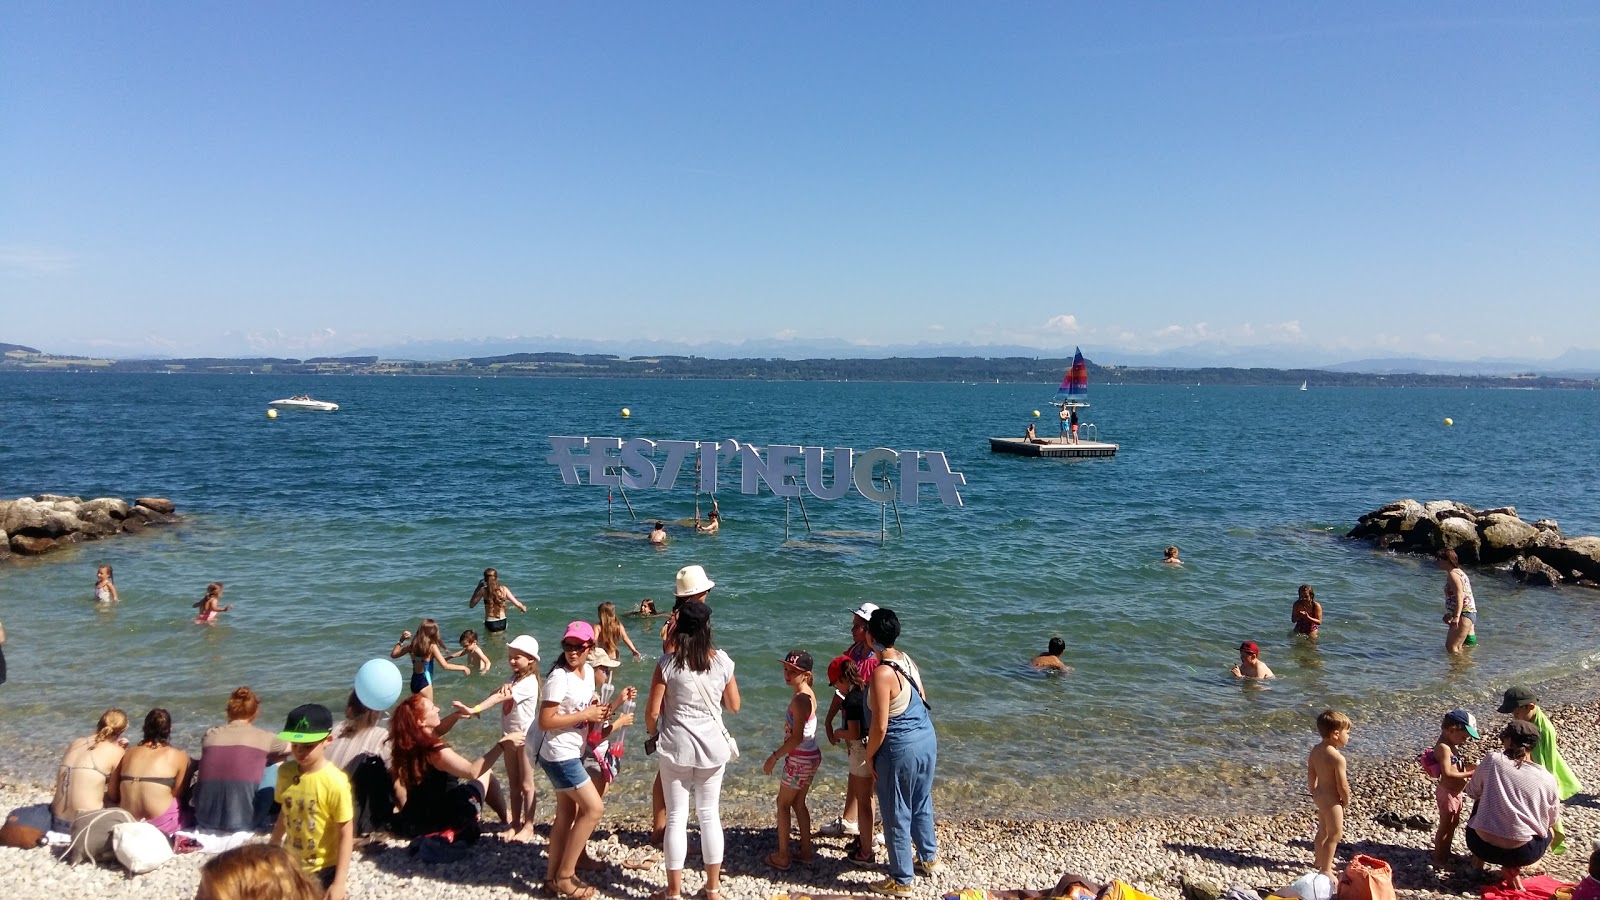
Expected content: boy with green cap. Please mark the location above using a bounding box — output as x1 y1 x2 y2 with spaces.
271 703 354 900
1501 685 1580 853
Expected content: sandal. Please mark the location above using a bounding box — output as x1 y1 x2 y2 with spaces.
765 851 793 871
554 877 598 900
847 851 876 866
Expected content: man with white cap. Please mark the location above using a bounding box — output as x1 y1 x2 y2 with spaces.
821 602 882 839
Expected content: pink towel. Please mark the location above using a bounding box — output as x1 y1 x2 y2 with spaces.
1482 874 1574 900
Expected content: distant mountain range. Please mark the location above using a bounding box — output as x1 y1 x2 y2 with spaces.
7 335 1600 379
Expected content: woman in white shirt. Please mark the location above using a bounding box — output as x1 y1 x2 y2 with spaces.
646 601 740 900
539 622 614 900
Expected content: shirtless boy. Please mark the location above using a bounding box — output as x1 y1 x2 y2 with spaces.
1308 710 1352 879
1232 641 1275 679
1031 637 1072 672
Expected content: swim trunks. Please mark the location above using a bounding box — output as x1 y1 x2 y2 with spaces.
485 618 508 634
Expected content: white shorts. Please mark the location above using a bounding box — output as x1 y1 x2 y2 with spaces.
847 740 870 778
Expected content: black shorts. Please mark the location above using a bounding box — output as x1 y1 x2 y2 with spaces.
1466 827 1549 868
484 618 508 634
317 867 337 889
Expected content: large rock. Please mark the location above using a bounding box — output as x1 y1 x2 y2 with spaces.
1531 536 1600 582
1426 500 1473 519
1511 555 1564 586
1439 517 1480 560
0 498 48 535
1479 513 1539 563
76 508 124 538
33 493 82 504
10 533 57 555
78 498 131 520
1532 519 1561 533
0 529 9 560
134 497 175 515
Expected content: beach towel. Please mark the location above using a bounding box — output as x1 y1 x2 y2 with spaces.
1531 710 1582 800
1481 875 1573 900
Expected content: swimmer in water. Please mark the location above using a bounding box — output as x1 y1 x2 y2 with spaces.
95 564 119 604
193 582 232 625
1030 637 1072 672
1163 546 1183 566
1292 584 1323 638
1231 641 1274 679
649 522 668 546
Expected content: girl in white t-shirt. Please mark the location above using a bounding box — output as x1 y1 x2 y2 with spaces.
457 634 543 842
539 622 614 900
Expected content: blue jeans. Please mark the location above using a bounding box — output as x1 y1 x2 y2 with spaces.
874 699 937 883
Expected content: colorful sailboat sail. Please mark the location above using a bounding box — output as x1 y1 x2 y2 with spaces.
1053 347 1090 405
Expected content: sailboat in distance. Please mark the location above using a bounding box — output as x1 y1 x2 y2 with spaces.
989 347 1118 458
1055 347 1091 409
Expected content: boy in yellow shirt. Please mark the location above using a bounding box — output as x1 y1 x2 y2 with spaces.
271 703 353 900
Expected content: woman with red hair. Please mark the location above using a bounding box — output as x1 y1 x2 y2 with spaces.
388 693 514 838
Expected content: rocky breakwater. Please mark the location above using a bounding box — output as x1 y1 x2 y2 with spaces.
0 495 178 560
1348 499 1600 587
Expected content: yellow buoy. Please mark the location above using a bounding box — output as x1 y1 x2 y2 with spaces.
1032 410 1040 418
621 408 631 418
266 408 278 419
1443 417 1453 426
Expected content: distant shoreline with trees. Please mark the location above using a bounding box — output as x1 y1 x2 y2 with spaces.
2 343 1595 389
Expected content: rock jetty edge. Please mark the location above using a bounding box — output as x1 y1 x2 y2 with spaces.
1348 498 1600 587
0 494 178 561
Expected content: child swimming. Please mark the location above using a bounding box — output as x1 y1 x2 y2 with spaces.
447 630 493 675
94 565 119 604
193 582 232 625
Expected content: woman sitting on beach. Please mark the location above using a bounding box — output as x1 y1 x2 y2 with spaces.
326 690 396 835
391 618 471 700
865 607 940 894
388 692 512 839
50 708 128 831
111 708 190 836
192 686 290 833
1464 720 1559 889
1438 549 1477 653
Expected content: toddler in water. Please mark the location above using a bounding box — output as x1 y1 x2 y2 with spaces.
1424 709 1479 866
764 650 821 871
1308 710 1352 879
94 564 119 603
448 630 493 674
193 582 232 625
1163 546 1183 566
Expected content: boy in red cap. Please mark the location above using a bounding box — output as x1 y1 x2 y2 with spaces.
1231 641 1275 679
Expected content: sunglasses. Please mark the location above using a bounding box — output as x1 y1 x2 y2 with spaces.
562 642 590 652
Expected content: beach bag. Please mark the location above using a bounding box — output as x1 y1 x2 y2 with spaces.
1337 855 1395 900
347 753 397 836
0 805 51 849
63 807 134 865
112 820 173 874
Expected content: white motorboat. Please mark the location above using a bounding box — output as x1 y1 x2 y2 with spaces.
269 395 340 412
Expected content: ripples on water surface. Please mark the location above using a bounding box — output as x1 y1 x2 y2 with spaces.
2 374 1598 817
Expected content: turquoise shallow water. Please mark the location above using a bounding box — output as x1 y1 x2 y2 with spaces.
2 374 1598 817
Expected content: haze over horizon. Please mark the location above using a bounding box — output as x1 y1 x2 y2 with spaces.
4 4 1596 363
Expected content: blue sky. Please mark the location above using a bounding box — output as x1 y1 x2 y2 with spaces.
2 3 1596 361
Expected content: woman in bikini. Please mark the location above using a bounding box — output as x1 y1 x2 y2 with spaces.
391 618 470 700
112 708 190 836
469 568 527 635
1438 549 1477 653
50 708 129 830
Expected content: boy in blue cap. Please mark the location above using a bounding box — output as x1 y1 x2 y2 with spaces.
271 703 353 900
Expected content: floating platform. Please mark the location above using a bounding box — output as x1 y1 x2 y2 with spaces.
989 437 1119 458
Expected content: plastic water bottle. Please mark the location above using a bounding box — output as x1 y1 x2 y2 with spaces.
613 697 636 746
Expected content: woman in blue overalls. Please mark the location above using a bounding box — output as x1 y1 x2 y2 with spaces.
863 608 939 896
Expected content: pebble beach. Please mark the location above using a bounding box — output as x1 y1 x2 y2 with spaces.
4 691 1596 900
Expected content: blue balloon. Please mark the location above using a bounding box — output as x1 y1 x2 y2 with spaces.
354 658 403 711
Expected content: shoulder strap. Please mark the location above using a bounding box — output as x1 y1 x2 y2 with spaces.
881 656 931 711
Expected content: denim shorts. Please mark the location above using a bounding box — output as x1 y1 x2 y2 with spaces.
541 756 591 791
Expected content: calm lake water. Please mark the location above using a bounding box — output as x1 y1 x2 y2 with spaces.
2 373 1598 817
